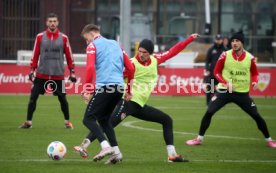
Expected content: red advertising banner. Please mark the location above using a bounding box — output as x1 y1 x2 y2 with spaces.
154 68 276 96
0 64 275 96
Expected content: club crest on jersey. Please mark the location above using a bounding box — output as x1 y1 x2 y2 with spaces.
258 73 270 92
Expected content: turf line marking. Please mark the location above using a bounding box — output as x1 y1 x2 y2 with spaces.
121 120 261 141
192 160 276 163
154 105 276 110
0 159 275 163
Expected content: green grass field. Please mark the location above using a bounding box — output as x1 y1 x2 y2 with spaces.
0 95 276 173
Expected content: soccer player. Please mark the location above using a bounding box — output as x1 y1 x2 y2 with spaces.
186 31 276 148
80 24 134 164
74 33 200 163
204 34 226 105
19 13 76 129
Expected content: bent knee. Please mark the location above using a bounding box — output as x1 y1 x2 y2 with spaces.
82 117 88 126
161 115 173 126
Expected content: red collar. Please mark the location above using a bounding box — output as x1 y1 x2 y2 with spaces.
46 28 59 40
232 49 246 61
93 35 102 41
135 54 152 66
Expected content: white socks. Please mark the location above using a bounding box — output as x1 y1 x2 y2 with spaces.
81 138 91 149
100 140 111 149
83 139 120 153
265 137 272 142
83 139 120 154
167 145 177 157
27 121 32 124
113 146 121 154
197 135 204 141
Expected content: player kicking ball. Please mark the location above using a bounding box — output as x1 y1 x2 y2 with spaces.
74 33 200 163
186 31 276 148
78 24 134 165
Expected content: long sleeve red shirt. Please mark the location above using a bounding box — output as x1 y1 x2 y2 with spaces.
30 28 75 80
124 35 195 75
153 35 195 65
214 50 259 85
85 37 134 94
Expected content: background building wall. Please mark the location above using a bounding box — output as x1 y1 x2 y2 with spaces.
0 0 275 62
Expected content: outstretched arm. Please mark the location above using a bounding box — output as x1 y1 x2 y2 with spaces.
153 33 200 65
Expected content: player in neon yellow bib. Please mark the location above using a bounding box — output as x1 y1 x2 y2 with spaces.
74 33 200 163
187 31 276 148
130 55 158 107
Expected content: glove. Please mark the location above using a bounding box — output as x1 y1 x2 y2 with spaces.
28 72 34 82
69 69 77 83
69 75 77 83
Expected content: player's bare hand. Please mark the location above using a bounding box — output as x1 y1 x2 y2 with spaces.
81 92 92 104
252 82 258 90
204 69 210 77
191 33 200 39
226 82 234 92
124 92 133 101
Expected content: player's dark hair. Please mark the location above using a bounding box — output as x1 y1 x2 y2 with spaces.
46 13 58 20
81 24 100 35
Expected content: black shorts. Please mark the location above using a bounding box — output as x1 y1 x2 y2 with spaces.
84 85 124 121
208 90 258 115
31 78 65 96
112 99 171 124
204 76 218 86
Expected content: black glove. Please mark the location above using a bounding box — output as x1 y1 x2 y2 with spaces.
28 72 34 82
69 69 77 83
69 75 77 83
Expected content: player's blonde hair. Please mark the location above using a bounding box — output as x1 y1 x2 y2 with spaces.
81 24 100 36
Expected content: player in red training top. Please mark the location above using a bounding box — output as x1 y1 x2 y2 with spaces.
19 13 76 129
186 31 276 148
74 33 200 163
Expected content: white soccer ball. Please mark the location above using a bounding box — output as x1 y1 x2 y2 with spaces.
47 141 67 160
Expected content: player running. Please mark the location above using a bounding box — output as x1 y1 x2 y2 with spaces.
19 13 76 129
79 24 134 164
186 31 276 148
74 33 200 163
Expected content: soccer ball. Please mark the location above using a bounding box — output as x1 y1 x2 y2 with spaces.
47 141 67 160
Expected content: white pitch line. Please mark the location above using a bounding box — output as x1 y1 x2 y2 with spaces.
154 105 276 110
0 159 275 163
192 160 276 163
121 120 262 141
